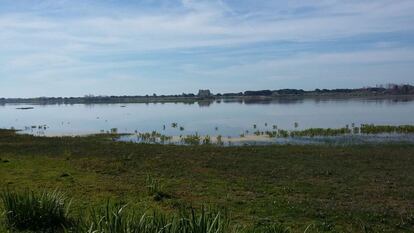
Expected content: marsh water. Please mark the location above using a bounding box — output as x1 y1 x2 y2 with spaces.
2 97 414 144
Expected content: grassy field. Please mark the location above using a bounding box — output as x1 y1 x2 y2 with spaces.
0 129 414 232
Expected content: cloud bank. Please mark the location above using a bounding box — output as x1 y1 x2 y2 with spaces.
0 0 413 97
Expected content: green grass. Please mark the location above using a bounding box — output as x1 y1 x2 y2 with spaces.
76 202 230 233
0 189 293 233
0 189 230 233
0 129 414 232
1 189 72 232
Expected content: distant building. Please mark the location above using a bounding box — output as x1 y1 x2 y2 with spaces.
197 89 212 97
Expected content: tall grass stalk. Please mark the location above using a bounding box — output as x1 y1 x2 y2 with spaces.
73 203 229 233
1 189 72 232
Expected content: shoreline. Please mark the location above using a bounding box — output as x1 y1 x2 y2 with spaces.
12 128 414 146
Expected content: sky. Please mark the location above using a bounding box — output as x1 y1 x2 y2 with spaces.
0 0 414 97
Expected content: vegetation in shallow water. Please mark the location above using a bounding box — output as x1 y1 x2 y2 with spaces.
181 134 201 145
203 135 212 145
290 127 352 137
360 124 414 134
126 123 414 146
136 131 173 144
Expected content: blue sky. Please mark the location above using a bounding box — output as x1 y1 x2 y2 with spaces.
0 0 414 97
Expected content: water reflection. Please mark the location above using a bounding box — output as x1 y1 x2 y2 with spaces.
0 97 413 138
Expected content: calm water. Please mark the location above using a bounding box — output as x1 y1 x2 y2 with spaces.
1 97 414 138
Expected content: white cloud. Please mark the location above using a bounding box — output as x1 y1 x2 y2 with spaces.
178 48 414 81
0 0 414 96
1 0 413 54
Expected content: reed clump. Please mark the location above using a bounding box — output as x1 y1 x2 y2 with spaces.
145 175 171 201
0 189 73 232
360 124 414 134
290 127 351 137
126 124 414 146
137 132 172 144
0 190 235 233
74 204 230 233
203 135 212 145
182 134 201 145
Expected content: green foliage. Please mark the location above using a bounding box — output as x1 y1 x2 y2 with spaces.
276 130 289 138
289 128 351 137
1 129 414 232
202 135 211 145
76 204 231 233
146 175 162 196
235 223 291 233
360 124 414 134
145 175 170 201
0 191 231 233
260 223 290 233
126 123 414 146
77 203 173 233
182 134 201 145
0 189 72 232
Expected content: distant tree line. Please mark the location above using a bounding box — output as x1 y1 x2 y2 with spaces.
1 84 413 104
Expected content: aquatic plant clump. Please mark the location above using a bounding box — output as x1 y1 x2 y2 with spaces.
181 134 201 145
136 131 173 144
123 124 414 146
360 124 414 134
257 124 414 139
290 127 352 137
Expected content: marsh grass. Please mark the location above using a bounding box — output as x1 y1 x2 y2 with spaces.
0 189 231 233
360 124 414 134
145 175 171 201
146 175 162 195
125 123 414 146
257 223 291 233
182 134 201 145
202 135 211 145
72 203 230 233
289 128 351 137
137 132 172 144
1 130 414 232
1 189 72 232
